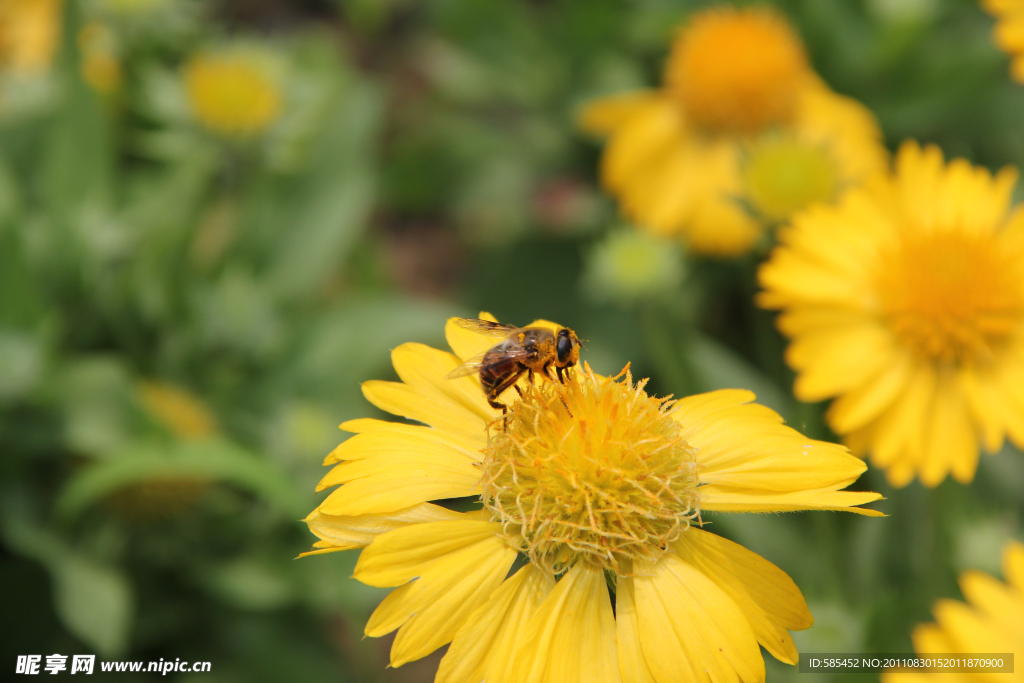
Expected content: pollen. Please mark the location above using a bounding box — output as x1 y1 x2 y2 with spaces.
875 229 1024 364
184 50 282 137
665 7 809 134
480 365 700 575
743 137 838 221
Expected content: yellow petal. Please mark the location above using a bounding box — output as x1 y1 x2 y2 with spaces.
615 566 659 683
304 502 464 551
578 90 664 137
634 553 764 683
510 562 621 683
354 518 498 587
827 350 913 433
329 418 483 464
959 569 1024 643
602 97 683 194
317 457 481 516
673 390 877 507
436 564 555 683
920 376 979 487
674 527 810 664
444 312 499 362
699 485 884 516
362 343 496 439
686 189 763 257
363 533 516 667
868 361 936 471
794 85 887 186
1004 541 1024 592
788 321 896 401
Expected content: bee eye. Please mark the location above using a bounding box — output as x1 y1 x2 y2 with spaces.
556 333 573 364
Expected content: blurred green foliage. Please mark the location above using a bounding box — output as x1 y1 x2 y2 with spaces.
1 0 1022 681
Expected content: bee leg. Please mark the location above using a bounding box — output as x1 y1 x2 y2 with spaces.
556 365 564 384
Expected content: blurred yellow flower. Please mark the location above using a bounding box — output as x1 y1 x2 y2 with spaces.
78 22 121 93
882 540 1024 683
302 316 882 682
983 0 1024 82
138 381 219 440
183 47 283 137
760 142 1024 487
580 7 886 257
0 0 61 76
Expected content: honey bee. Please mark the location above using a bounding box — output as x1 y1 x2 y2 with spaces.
446 318 581 412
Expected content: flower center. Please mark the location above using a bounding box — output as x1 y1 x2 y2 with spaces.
665 8 809 135
480 366 700 575
184 52 282 137
743 137 838 221
875 230 1024 363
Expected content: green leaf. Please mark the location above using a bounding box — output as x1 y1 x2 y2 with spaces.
0 514 132 658
55 438 307 521
264 82 383 301
52 555 133 658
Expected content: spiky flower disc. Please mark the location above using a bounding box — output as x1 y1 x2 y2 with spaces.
482 366 698 574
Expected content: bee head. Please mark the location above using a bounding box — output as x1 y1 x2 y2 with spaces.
555 327 581 368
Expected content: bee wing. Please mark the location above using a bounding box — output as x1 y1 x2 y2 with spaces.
446 346 533 380
452 318 520 338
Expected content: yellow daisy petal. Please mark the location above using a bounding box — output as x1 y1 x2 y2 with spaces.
436 564 555 683
362 528 516 667
959 570 1024 641
633 552 764 683
578 90 664 137
303 503 464 552
673 389 878 512
615 564 659 683
316 451 481 516
329 418 483 464
444 311 499 361
673 527 811 664
510 562 620 683
354 518 498 588
699 486 884 516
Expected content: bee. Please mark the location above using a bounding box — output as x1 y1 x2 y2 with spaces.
446 318 581 412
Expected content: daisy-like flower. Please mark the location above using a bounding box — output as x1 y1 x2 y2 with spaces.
983 0 1024 82
0 0 61 76
882 540 1024 683
759 142 1024 488
580 7 887 257
302 315 882 683
183 46 283 138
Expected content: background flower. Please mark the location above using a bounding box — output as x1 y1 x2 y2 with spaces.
882 539 1023 683
760 141 1024 488
580 7 887 257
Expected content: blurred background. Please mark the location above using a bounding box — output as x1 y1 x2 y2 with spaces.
1 0 1023 681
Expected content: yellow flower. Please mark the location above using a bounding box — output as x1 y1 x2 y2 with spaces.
183 47 282 137
0 0 61 76
138 381 219 440
882 540 1024 683
983 0 1024 82
78 22 121 94
580 7 886 257
759 141 1024 488
302 315 882 682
